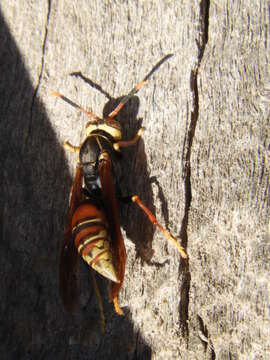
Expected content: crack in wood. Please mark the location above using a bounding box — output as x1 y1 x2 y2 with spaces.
198 315 216 359
179 0 210 340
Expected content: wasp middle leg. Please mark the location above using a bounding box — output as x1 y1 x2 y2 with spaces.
113 127 145 151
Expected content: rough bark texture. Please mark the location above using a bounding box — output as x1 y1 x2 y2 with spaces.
0 1 269 359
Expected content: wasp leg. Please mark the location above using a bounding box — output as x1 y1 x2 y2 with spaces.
126 195 188 259
113 127 145 151
64 141 80 154
90 269 105 333
107 80 147 119
52 91 101 121
113 296 124 315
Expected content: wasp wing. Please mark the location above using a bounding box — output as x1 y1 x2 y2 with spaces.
59 165 83 312
98 153 126 301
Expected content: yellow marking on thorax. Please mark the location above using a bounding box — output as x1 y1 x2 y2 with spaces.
86 123 122 141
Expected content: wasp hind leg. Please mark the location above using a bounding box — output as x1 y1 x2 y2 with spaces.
120 195 188 259
113 296 124 315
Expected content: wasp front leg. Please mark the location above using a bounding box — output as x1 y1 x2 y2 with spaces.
64 141 81 154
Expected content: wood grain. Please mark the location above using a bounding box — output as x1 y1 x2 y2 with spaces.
0 1 269 359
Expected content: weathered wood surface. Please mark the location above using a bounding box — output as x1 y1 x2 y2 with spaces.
0 1 269 359
188 2 270 359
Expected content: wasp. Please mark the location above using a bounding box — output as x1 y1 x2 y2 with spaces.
53 67 187 332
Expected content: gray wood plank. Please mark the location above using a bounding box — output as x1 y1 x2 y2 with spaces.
1 1 269 359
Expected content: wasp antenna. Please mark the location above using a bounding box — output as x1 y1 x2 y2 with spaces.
107 79 148 119
51 91 62 98
135 80 147 91
52 91 101 121
107 54 172 120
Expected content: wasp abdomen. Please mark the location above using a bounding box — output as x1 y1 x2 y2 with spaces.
72 202 119 283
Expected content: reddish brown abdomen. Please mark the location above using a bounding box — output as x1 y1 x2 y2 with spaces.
72 202 119 283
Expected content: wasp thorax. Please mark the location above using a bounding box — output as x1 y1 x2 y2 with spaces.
86 119 122 141
79 137 99 190
80 137 99 163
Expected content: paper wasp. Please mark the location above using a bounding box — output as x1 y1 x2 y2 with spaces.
53 63 187 331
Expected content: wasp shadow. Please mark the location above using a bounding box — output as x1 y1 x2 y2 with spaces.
0 10 151 360
103 93 156 262
71 56 172 263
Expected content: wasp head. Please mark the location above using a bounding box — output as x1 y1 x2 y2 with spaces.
85 118 122 141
